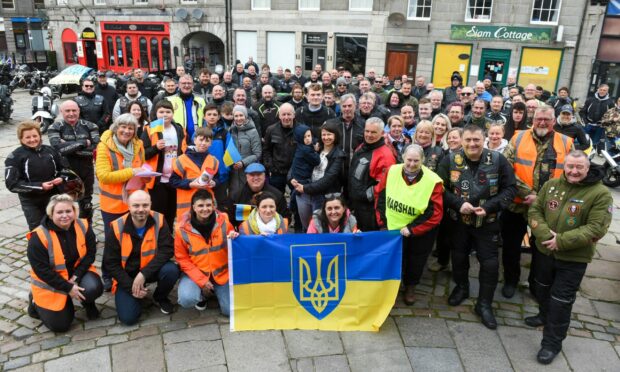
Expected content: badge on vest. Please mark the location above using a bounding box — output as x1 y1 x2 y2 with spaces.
460 180 470 190
484 152 493 165
450 171 461 182
547 200 559 210
567 204 580 216
566 217 577 226
455 153 464 169
478 172 487 184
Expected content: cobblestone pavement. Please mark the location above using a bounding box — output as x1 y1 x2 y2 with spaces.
0 90 619 371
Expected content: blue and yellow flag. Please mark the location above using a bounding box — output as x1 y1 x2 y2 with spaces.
229 231 402 331
235 204 254 221
149 118 164 134
223 140 242 167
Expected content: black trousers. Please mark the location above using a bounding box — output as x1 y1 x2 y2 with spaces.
35 271 103 333
67 156 94 221
402 227 439 286
352 202 378 232
435 215 456 266
451 222 500 302
19 194 51 230
500 210 528 286
149 182 177 230
533 252 587 353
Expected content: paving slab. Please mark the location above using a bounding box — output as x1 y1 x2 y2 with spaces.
595 244 620 262
591 301 620 322
405 347 464 372
162 324 220 344
562 336 620 372
395 317 455 348
164 340 225 371
447 321 512 372
341 318 412 372
221 326 289 372
580 277 620 303
111 335 165 372
44 347 111 372
313 355 350 372
585 259 620 280
498 326 570 372
284 330 343 358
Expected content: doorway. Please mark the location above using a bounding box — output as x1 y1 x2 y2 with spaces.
385 43 417 81
304 47 326 73
478 48 511 89
83 40 98 69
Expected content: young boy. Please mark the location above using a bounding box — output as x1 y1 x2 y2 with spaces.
289 124 320 230
203 104 232 211
169 127 219 219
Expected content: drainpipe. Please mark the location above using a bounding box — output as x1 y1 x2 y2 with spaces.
568 1 589 93
225 0 232 69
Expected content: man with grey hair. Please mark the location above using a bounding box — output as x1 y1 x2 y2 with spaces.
348 117 396 231
48 100 100 221
429 90 444 116
527 150 612 364
263 103 297 193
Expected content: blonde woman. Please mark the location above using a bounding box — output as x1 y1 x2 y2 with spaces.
414 120 443 172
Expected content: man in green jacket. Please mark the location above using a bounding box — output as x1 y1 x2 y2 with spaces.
527 150 613 365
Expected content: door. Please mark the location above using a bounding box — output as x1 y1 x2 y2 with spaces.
83 40 98 69
385 51 417 80
432 43 472 88
517 47 563 92
478 49 511 89
303 47 326 74
267 32 295 71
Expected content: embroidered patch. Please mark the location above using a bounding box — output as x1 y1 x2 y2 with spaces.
567 204 580 216
450 171 461 182
460 180 470 190
530 219 539 228
566 217 577 226
455 153 464 168
547 200 559 210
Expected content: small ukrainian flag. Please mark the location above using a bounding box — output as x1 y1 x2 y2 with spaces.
223 139 242 167
149 118 164 134
235 204 254 221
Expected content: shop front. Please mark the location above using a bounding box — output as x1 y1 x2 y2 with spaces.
100 22 171 73
591 3 620 98
433 24 560 91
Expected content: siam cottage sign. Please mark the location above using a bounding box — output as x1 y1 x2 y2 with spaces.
450 24 553 44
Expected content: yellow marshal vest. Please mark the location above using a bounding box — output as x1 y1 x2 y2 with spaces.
385 164 443 230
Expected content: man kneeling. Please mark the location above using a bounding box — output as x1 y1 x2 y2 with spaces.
175 189 238 316
104 190 180 325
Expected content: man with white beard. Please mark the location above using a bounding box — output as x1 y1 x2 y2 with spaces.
500 106 574 300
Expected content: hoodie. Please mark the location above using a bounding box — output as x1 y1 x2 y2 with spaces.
289 124 320 184
580 92 615 125
553 119 589 150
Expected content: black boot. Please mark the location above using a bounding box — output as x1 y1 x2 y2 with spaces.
476 285 498 329
448 284 469 306
525 314 546 327
28 292 39 319
536 348 558 365
83 302 100 320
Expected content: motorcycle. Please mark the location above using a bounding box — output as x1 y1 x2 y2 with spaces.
0 84 13 122
601 136 620 188
8 65 32 92
31 87 59 133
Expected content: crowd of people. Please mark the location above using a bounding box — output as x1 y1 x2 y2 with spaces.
4 59 616 365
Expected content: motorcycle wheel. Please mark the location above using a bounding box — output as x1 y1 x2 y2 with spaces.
41 121 50 134
602 163 620 188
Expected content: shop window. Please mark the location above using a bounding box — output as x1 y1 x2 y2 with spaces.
106 36 115 66
162 38 171 70
34 0 45 9
299 0 319 10
251 0 270 10
125 37 133 67
1 0 14 9
116 36 124 66
150 37 160 70
139 37 148 68
63 42 77 64
531 0 561 25
407 0 432 20
14 34 26 49
335 35 367 75
465 0 492 22
349 0 372 10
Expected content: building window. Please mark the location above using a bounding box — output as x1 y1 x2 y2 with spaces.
106 36 115 66
299 0 319 10
407 0 432 20
150 37 160 70
116 36 124 66
251 0 270 10
94 0 105 5
125 37 133 66
531 0 561 24
335 35 367 75
34 0 45 9
181 0 197 3
349 0 372 10
134 0 148 4
57 0 68 5
162 38 171 69
139 37 148 68
465 0 492 22
1 0 14 8
63 42 77 63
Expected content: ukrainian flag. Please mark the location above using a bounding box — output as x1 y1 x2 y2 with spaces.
229 231 402 332
223 140 242 167
235 204 254 221
149 118 164 134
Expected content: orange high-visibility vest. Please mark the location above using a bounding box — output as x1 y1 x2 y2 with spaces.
99 147 145 214
110 211 163 293
28 219 97 311
511 130 573 204
172 154 219 219
175 211 230 285
143 124 187 190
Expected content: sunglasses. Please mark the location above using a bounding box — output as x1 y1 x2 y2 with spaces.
83 85 94 88
337 83 347 87
461 92 473 96
325 192 342 199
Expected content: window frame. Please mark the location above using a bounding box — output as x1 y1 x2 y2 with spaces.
56 0 68 6
407 0 432 21
34 0 45 9
180 0 197 4
530 0 562 25
1 0 14 9
251 0 271 10
134 0 148 5
464 0 493 23
349 0 373 11
299 0 320 11
93 0 105 5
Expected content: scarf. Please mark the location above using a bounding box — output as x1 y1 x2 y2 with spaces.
112 135 134 168
403 168 420 183
191 212 216 243
247 208 282 235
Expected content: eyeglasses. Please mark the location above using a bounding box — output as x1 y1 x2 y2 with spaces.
460 92 473 96
83 84 94 88
325 192 342 199
337 83 347 87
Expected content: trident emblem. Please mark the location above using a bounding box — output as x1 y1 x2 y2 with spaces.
299 252 339 314
292 243 346 320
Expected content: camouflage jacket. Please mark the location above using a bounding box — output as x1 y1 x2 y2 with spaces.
601 106 620 138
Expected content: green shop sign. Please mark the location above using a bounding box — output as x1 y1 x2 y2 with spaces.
450 25 552 44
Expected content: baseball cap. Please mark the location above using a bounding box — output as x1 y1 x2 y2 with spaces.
244 163 266 174
560 104 573 114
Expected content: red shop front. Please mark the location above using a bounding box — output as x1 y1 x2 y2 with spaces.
100 21 172 73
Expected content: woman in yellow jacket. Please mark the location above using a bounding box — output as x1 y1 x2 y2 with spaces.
95 113 148 290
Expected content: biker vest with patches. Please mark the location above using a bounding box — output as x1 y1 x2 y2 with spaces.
74 94 105 124
118 95 149 114
448 149 500 226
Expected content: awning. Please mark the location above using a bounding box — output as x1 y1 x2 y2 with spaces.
49 64 93 85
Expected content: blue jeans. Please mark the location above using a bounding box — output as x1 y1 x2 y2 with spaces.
296 193 325 232
585 124 605 150
177 274 230 316
114 261 180 325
